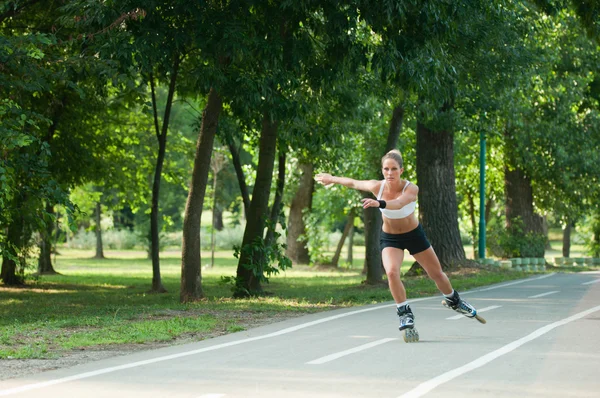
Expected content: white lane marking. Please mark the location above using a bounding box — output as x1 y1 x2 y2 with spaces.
306 338 397 365
197 395 226 398
528 291 559 298
468 273 555 294
0 273 556 396
398 304 600 398
446 305 501 320
582 279 600 285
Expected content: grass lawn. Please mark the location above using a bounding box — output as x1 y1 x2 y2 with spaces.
1 243 597 360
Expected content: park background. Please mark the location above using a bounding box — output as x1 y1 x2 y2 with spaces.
1 0 600 363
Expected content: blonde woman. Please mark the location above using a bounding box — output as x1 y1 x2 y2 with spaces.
315 149 483 342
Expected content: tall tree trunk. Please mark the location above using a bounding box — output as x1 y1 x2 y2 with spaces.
286 162 314 264
235 115 278 297
1 218 24 286
331 209 355 267
363 205 384 282
467 192 477 259
94 201 105 259
181 88 222 303
210 170 218 269
225 132 251 220
562 221 573 258
347 220 354 266
542 216 552 250
592 210 600 258
149 59 179 294
503 128 544 258
364 103 404 283
415 117 466 270
504 167 544 234
38 204 59 274
264 151 286 248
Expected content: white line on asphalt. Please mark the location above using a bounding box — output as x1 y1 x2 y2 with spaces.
468 273 555 294
528 291 559 298
196 395 226 398
306 338 397 365
446 305 501 320
0 273 556 396
398 304 600 398
582 279 600 285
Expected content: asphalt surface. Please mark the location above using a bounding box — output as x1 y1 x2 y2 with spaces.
1 271 599 398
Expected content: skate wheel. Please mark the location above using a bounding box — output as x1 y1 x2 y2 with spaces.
403 328 420 343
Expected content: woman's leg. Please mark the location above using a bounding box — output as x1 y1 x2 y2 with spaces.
381 247 407 303
412 247 453 295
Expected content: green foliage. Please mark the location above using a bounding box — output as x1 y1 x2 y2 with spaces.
232 226 292 296
488 217 547 258
580 212 600 257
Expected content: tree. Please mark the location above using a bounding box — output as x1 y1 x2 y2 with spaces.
181 88 222 302
286 162 314 264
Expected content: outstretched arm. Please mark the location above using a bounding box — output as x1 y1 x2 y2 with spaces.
315 173 379 193
361 183 419 209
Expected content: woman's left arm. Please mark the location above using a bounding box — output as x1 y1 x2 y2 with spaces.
361 183 418 209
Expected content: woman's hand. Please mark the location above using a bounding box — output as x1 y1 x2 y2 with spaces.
361 198 381 209
314 173 334 188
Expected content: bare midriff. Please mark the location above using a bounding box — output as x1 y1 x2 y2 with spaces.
382 213 419 235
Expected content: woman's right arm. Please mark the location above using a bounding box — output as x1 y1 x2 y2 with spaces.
315 173 379 193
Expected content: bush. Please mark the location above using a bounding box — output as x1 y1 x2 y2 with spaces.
200 225 244 250
104 230 141 250
69 228 96 249
69 228 146 250
487 217 546 258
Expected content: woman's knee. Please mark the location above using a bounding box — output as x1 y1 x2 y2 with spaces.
386 267 401 280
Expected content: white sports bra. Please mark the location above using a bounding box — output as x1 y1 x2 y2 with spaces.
377 180 416 219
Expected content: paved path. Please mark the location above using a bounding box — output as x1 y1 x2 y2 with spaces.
2 272 600 398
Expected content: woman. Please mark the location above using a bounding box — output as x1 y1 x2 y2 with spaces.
315 149 481 343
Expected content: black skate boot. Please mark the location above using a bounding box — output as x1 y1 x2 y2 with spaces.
442 291 486 324
397 304 419 342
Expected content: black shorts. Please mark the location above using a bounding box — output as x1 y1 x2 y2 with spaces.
380 224 431 255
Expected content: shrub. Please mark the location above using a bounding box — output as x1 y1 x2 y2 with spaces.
487 217 546 258
200 225 244 250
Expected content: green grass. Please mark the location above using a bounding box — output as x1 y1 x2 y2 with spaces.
1 245 596 360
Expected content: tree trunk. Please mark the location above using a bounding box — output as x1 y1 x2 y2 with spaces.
363 204 384 283
181 88 222 303
331 209 355 267
363 103 404 280
562 221 573 258
1 219 24 286
347 220 354 266
225 132 251 220
38 204 59 275
210 170 218 269
542 216 551 250
213 207 224 231
94 201 105 260
504 167 544 235
467 192 477 259
235 115 278 297
264 151 286 248
285 162 314 264
149 60 179 294
414 118 466 270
